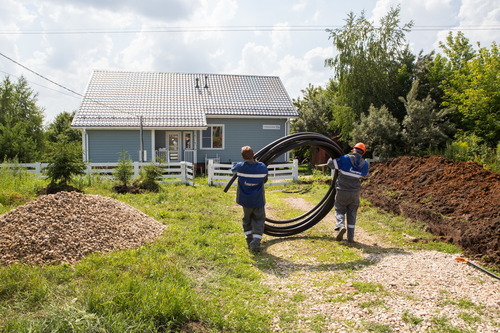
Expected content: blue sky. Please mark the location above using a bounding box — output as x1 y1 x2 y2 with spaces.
0 0 498 123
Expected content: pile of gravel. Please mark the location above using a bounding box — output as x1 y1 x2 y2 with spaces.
0 192 166 265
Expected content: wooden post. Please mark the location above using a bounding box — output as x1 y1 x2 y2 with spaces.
292 159 299 181
133 162 140 178
207 159 214 185
180 161 187 184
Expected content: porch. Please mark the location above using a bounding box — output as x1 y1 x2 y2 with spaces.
153 130 197 165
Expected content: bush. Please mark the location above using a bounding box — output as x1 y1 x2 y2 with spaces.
44 140 86 191
136 163 163 192
113 151 134 187
439 134 500 172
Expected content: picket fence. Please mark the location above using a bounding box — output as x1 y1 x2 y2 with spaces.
2 159 300 187
2 162 195 185
207 159 299 187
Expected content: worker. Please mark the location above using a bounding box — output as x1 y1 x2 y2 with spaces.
231 146 268 253
327 142 369 242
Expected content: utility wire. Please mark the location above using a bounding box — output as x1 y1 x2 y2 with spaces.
0 25 498 35
0 52 83 97
0 69 79 98
0 51 145 121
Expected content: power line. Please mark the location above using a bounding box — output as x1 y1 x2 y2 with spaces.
0 69 80 98
0 52 83 97
0 25 499 35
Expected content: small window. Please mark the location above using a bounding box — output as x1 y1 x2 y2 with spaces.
184 133 192 149
201 125 224 149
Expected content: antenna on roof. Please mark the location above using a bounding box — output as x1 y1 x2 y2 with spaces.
204 75 208 89
195 78 200 88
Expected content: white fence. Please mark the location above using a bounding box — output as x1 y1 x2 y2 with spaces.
207 159 299 187
2 162 195 185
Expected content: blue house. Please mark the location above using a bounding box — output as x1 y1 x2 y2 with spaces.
72 70 298 169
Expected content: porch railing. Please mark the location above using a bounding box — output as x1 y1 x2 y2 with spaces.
155 149 197 164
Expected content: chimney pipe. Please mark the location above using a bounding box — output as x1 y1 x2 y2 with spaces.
204 75 208 89
195 78 200 88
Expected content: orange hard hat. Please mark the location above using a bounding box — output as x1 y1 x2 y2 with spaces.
353 142 366 154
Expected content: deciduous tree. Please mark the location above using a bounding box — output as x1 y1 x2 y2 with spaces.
0 76 45 162
325 6 413 125
46 111 81 144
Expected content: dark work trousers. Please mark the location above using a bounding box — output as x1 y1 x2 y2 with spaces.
242 206 265 240
334 190 360 241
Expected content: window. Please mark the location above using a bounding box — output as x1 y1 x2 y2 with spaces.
184 132 192 149
201 125 224 149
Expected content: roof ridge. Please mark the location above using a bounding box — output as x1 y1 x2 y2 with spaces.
92 69 280 79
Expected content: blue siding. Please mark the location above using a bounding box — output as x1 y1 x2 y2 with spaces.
87 130 152 163
198 118 289 163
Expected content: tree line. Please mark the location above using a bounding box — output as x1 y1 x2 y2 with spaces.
0 75 81 163
292 7 499 171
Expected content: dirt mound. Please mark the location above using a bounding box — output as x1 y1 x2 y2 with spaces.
0 192 166 265
361 155 500 264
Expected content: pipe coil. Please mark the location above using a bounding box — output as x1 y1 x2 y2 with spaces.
224 132 344 237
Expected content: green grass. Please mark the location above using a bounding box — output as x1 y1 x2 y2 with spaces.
0 167 47 214
0 172 497 332
402 310 423 326
0 179 273 332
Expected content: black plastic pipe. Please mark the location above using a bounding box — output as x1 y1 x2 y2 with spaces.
224 132 344 237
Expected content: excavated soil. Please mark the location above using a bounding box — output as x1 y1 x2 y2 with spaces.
0 192 166 265
361 155 500 264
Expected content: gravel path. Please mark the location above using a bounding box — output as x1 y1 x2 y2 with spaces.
262 197 499 332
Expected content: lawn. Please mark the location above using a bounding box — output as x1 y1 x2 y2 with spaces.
0 169 480 332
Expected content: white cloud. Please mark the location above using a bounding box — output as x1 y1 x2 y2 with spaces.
292 0 307 12
1 0 498 124
456 0 500 48
271 23 292 50
234 42 277 75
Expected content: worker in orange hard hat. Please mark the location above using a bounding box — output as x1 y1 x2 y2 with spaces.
326 142 369 243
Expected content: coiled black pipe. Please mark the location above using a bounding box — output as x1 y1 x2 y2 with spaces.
224 132 344 237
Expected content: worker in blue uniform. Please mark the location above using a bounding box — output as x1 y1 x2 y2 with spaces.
231 146 268 253
327 143 369 242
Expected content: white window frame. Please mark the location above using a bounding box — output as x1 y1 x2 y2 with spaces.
183 131 193 150
201 124 224 149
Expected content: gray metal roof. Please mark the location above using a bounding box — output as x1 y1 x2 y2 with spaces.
72 70 298 128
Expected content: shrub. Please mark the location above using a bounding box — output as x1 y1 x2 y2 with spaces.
136 163 163 192
44 140 86 190
113 151 134 187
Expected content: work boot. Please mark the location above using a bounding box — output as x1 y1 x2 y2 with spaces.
249 238 261 253
336 228 346 241
246 235 253 248
347 228 355 243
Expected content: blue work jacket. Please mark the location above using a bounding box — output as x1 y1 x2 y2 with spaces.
327 153 369 191
231 160 268 208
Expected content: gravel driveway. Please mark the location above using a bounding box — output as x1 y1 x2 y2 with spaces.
261 197 499 332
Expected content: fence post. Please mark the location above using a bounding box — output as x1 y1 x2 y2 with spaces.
35 163 41 177
292 159 299 181
207 159 214 185
133 162 140 178
180 161 187 184
86 164 92 177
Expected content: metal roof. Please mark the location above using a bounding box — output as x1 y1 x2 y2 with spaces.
72 70 298 128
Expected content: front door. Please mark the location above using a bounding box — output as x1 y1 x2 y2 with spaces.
167 132 180 162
